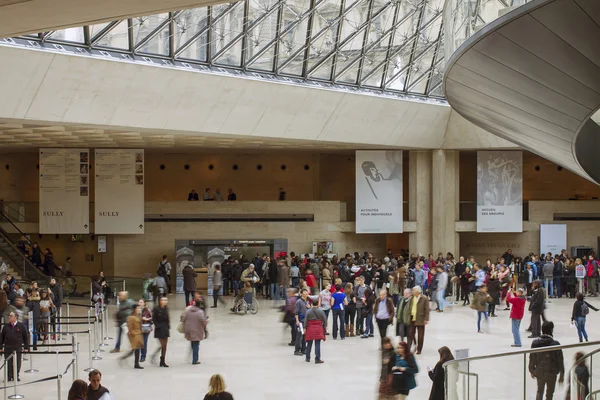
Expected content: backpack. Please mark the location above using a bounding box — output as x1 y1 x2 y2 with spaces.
158 261 167 276
581 302 590 316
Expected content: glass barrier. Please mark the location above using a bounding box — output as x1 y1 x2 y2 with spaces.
444 0 534 62
445 341 600 400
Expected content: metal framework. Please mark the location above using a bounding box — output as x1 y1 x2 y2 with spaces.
17 0 446 98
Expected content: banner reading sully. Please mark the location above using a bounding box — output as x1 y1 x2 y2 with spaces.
477 151 523 233
355 151 403 233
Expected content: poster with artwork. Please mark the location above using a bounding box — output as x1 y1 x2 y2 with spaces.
39 149 90 234
355 151 403 233
477 151 523 233
95 149 144 234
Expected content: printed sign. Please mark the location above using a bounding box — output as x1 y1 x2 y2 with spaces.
477 151 522 233
95 149 144 234
355 151 403 233
39 149 90 234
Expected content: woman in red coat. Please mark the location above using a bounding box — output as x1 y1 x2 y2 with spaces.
304 299 327 363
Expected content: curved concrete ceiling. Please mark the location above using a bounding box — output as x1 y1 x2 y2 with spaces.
444 0 600 183
0 0 230 38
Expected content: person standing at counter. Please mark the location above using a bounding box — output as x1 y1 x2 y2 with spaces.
183 263 197 308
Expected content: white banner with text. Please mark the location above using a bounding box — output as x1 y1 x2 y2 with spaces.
477 151 523 233
95 149 144 234
39 149 90 234
355 150 403 233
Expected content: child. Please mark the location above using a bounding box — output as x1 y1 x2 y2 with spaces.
471 285 492 333
361 287 375 338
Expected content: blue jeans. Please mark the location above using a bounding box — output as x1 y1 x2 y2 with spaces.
323 309 330 332
191 341 200 363
332 309 345 339
364 311 374 335
511 319 521 346
437 289 446 311
305 340 321 361
477 311 488 331
291 277 299 287
270 283 277 299
576 316 588 342
115 325 123 350
141 332 149 358
277 285 287 301
545 278 554 297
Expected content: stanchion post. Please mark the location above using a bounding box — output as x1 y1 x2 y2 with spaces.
84 328 94 372
8 352 23 399
23 325 37 372
4 353 9 400
56 374 61 400
102 296 112 340
92 311 102 361
72 335 78 381
56 307 65 341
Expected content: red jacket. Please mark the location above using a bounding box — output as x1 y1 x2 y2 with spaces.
305 319 325 341
506 292 526 320
305 274 317 288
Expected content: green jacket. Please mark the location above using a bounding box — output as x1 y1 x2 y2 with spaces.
396 296 411 325
471 291 492 312
117 298 135 325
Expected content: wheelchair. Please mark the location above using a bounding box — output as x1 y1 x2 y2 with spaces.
232 292 259 315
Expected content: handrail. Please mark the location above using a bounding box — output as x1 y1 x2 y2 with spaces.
0 211 32 247
587 390 600 400
0 215 49 282
443 340 600 368
0 203 27 225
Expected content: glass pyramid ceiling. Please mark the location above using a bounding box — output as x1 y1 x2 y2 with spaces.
18 0 446 99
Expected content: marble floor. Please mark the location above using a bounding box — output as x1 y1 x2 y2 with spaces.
9 294 600 400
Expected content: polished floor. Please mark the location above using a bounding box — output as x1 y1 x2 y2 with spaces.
9 293 600 400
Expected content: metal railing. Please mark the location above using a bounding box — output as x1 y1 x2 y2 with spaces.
444 340 600 400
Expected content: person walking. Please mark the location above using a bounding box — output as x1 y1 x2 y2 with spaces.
211 264 226 308
407 286 429 354
203 374 234 400
150 297 170 367
528 280 545 338
506 288 526 347
436 266 448 312
0 311 29 382
118 304 144 369
571 292 599 343
110 292 135 353
391 341 419 399
139 298 152 363
330 284 348 340
487 275 501 317
396 289 411 342
182 299 208 365
304 298 326 364
428 346 454 400
529 321 564 400
361 287 375 338
471 285 492 333
586 255 598 297
569 352 589 400
278 261 290 302
182 262 197 307
354 276 368 336
543 257 555 298
379 337 396 400
374 289 394 343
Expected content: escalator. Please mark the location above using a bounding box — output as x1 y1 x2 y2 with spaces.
0 210 51 284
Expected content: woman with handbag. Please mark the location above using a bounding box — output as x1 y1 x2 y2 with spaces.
152 296 171 367
138 298 152 363
119 304 144 369
391 341 419 399
378 337 395 399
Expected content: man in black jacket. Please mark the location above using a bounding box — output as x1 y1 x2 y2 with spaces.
529 321 564 400
454 256 467 301
528 280 545 338
232 261 243 297
0 312 29 381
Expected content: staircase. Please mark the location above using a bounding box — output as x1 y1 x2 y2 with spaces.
0 211 49 283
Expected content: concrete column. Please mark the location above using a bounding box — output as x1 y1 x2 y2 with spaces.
431 150 460 258
408 151 432 255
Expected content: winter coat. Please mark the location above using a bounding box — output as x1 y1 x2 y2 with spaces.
506 292 526 320
487 279 501 305
471 291 492 312
182 266 197 292
152 306 170 339
126 315 143 350
529 334 564 378
183 306 207 342
428 361 446 400
407 295 429 325
278 265 290 287
529 286 545 314
322 268 331 286
374 297 395 321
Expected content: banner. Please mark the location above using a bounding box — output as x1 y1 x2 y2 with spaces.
540 224 567 257
477 151 522 233
39 149 89 234
355 150 403 233
95 149 144 234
